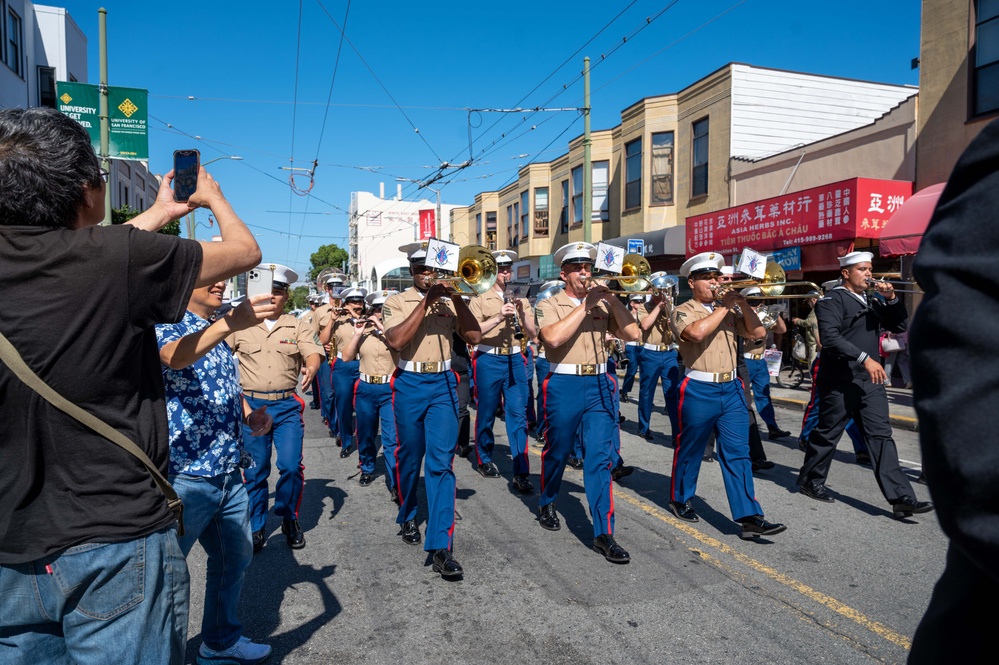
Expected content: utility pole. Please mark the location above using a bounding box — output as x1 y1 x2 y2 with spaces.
98 8 111 225
582 56 592 244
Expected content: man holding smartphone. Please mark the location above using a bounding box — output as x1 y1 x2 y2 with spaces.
0 107 261 665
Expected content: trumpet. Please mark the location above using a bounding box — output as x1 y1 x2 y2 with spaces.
865 277 924 295
426 245 498 296
715 262 823 301
584 254 664 295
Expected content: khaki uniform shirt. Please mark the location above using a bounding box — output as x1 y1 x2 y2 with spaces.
312 304 341 355
382 287 461 363
333 319 358 360
227 315 325 392
670 300 749 374
638 303 674 347
358 329 398 377
536 291 620 366
745 336 766 358
469 288 533 350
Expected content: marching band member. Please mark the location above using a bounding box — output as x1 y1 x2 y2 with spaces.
668 252 786 540
740 287 791 442
383 242 482 579
535 242 640 563
227 264 324 551
314 274 345 439
327 286 366 459
636 278 680 442
618 296 643 403
339 290 400 497
797 251 932 518
469 250 537 493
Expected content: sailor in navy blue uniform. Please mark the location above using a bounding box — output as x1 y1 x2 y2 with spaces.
797 251 933 519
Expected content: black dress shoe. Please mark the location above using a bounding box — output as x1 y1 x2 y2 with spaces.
432 549 463 579
620 394 631 404
511 474 534 494
389 486 400 505
702 453 715 463
339 444 354 459
752 459 776 472
639 430 654 441
669 500 699 522
855 451 872 466
456 444 473 459
799 481 835 503
618 413 626 424
359 472 374 486
567 457 584 470
797 437 808 452
402 519 421 545
309 403 320 410
539 503 561 531
334 435 342 446
593 534 630 563
281 519 306 549
611 464 634 482
915 472 928 486
476 462 500 478
252 529 266 553
891 497 934 518
768 427 791 440
738 515 787 540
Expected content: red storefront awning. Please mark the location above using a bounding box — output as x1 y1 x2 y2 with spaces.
878 183 947 257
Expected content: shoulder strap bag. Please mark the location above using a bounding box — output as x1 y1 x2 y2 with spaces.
0 332 184 535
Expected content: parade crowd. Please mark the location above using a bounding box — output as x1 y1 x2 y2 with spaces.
1 107 992 665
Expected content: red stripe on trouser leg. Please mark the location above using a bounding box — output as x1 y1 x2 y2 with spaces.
539 372 552 492
669 377 690 502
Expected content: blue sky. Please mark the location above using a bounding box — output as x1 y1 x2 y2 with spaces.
58 0 921 279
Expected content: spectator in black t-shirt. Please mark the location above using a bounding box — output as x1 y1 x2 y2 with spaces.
0 107 261 665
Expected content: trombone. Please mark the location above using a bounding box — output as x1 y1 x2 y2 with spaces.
585 254 678 298
715 262 823 300
426 245 498 296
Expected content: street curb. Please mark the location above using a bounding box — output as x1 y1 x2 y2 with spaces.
771 396 919 433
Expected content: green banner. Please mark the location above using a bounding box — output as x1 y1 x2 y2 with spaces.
56 82 148 161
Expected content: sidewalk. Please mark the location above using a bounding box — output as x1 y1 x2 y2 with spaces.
769 382 919 432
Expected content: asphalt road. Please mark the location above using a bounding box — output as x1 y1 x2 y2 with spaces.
184 385 943 664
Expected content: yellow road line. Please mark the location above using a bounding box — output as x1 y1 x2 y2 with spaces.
526 446 911 651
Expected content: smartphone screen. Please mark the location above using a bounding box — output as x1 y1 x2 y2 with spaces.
173 149 200 202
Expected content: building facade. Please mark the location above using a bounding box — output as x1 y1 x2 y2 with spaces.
452 63 917 280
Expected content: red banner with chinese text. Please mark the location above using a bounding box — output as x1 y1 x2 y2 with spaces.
684 178 912 257
419 209 436 240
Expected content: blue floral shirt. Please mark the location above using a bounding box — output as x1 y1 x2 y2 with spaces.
156 311 243 477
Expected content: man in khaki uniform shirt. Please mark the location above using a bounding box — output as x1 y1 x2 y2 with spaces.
383 241 482 579
228 264 324 551
326 286 366 458
668 252 786 541
636 278 680 442
468 250 537 492
314 273 345 439
535 242 640 564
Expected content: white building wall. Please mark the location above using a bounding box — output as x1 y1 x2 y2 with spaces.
350 189 463 291
729 64 917 159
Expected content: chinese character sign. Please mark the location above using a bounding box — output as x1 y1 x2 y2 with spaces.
685 178 912 256
419 209 436 240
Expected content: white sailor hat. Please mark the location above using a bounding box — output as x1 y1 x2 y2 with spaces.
325 272 346 285
679 252 725 278
554 242 596 266
838 251 874 268
821 278 841 292
720 265 735 276
258 263 298 289
400 241 429 264
742 286 763 297
629 293 645 301
492 250 518 265
340 287 368 301
366 289 398 307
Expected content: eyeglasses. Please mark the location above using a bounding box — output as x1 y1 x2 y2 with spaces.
497 265 513 272
98 168 109 183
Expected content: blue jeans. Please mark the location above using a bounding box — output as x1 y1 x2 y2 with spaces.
171 470 252 652
0 527 189 665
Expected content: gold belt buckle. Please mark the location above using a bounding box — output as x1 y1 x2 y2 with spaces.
418 362 440 373
718 371 732 382
579 364 596 376
499 347 512 355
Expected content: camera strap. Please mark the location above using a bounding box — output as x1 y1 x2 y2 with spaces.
0 331 184 536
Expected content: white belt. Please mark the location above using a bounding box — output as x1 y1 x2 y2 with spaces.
685 369 737 383
550 363 607 376
625 341 641 347
360 373 391 384
743 352 765 360
477 344 521 355
643 343 674 352
397 359 452 373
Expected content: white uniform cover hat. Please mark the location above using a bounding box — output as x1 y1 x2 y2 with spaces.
821 278 842 292
340 287 368 301
325 272 346 285
258 263 298 288
679 252 725 278
366 289 398 307
400 241 429 263
553 242 596 266
492 250 518 265
838 251 874 268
